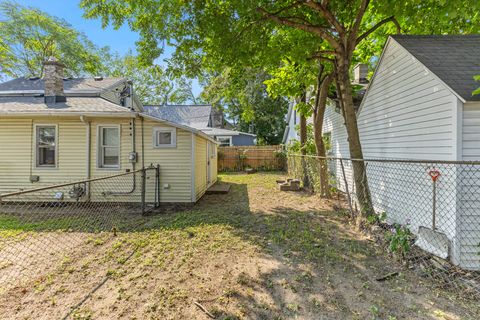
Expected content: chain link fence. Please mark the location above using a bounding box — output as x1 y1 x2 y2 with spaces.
288 154 480 299
0 165 160 290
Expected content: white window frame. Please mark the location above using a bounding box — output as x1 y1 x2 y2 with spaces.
153 127 177 148
34 124 58 169
209 141 216 158
217 136 232 147
97 125 121 169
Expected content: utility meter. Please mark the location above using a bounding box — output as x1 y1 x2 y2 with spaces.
128 152 138 163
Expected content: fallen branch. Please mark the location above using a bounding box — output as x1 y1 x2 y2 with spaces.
194 301 216 319
376 271 399 282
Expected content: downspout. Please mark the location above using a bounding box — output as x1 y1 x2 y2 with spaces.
141 116 145 169
80 115 91 200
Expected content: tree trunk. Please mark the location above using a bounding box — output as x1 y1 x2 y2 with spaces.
336 61 374 223
299 90 309 188
313 70 334 198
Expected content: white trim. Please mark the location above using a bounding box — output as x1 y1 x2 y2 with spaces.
96 124 121 170
0 111 136 118
216 136 232 147
34 124 58 169
191 132 196 202
152 126 177 148
453 97 463 161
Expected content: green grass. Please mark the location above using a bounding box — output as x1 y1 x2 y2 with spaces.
1 172 478 319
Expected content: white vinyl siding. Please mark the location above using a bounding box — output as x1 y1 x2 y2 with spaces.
459 102 480 268
357 39 455 160
323 37 480 269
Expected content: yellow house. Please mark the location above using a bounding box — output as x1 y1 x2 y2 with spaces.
0 59 217 203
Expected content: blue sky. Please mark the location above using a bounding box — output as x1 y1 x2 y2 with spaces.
17 0 140 55
15 0 201 97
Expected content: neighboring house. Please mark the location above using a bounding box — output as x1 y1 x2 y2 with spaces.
282 100 302 144
323 35 480 270
144 105 257 146
0 58 218 203
283 64 368 145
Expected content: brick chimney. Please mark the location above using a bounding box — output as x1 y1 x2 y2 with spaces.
353 63 369 84
43 57 66 103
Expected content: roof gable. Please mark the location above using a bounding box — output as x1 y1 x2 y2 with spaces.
391 34 480 102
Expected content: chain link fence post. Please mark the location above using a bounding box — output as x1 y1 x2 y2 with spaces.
141 167 146 215
339 158 354 218
155 164 160 208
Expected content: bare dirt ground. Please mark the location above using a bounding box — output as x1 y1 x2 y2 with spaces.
0 172 478 320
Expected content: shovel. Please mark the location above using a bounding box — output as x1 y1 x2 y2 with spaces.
415 169 450 259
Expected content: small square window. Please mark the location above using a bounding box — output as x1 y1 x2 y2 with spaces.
153 127 176 148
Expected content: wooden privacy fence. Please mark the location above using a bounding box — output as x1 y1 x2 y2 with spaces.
218 145 286 172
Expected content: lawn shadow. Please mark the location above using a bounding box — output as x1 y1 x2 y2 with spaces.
0 173 477 319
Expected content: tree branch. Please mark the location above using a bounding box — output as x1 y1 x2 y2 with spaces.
356 16 401 45
256 7 340 50
308 52 335 63
303 0 345 36
349 0 371 49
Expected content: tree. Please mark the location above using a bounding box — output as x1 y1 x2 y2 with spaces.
80 0 480 221
0 1 102 78
202 68 288 145
100 51 200 105
265 59 333 197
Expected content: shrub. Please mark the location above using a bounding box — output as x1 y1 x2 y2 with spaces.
386 223 413 256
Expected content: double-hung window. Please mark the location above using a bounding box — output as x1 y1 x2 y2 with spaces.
153 127 176 148
98 126 120 168
36 125 57 168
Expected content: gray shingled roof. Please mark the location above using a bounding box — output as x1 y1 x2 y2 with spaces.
392 34 480 101
0 77 125 93
0 96 133 114
143 105 212 129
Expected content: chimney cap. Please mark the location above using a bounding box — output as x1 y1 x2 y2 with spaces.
43 56 65 67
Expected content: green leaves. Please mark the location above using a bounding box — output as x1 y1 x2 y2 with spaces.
473 75 480 96
100 51 200 105
0 1 103 78
201 67 288 145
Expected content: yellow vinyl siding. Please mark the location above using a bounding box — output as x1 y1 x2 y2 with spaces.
0 117 89 193
0 116 212 204
210 142 218 183
195 135 207 200
140 119 192 203
0 118 35 193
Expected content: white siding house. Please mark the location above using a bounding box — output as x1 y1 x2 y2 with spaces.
323 35 480 270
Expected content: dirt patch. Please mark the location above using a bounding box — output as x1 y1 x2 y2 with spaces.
0 172 478 319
